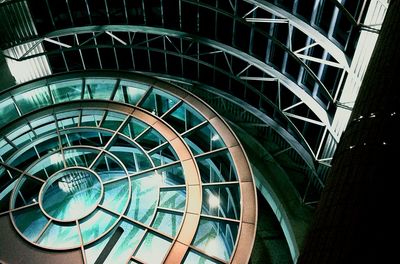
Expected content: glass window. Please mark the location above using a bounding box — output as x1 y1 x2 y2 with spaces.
121 117 148 139
197 150 238 183
0 97 20 127
184 249 221 264
12 176 43 208
84 78 116 100
38 222 81 249
113 80 149 105
151 210 183 237
139 88 179 116
158 164 185 186
149 144 178 166
64 148 99 167
92 153 126 182
163 103 205 133
80 110 105 127
192 218 239 262
135 128 166 151
50 79 83 103
27 152 65 179
12 204 48 241
14 87 52 114
61 129 113 148
85 220 145 264
184 124 225 155
101 111 126 130
79 208 118 244
134 232 171 264
0 139 14 161
159 188 186 211
202 185 240 220
101 178 130 215
57 110 80 129
126 172 161 225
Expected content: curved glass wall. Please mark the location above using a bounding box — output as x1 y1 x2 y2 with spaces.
0 72 257 264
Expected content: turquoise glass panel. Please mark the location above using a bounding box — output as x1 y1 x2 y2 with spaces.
139 88 178 116
0 97 19 128
126 173 160 225
38 222 81 249
101 178 129 215
134 232 171 264
149 144 178 166
14 87 52 114
196 150 238 183
121 118 148 139
151 211 183 237
163 103 205 133
64 148 99 167
192 218 239 262
113 80 149 105
92 153 126 182
184 249 221 264
50 80 82 103
201 185 240 220
79 208 118 244
84 79 116 100
12 204 48 241
159 188 186 211
184 124 225 155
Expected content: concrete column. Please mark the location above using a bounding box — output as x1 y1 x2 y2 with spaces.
298 1 400 263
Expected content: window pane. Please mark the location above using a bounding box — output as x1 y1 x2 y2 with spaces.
135 128 166 151
197 150 238 183
163 103 205 133
159 188 186 211
92 153 126 182
184 124 225 155
14 87 52 114
184 249 221 264
0 97 19 127
101 178 130 215
79 208 118 244
84 78 116 100
202 185 240 220
192 218 239 262
151 210 183 237
113 80 149 105
149 144 178 166
134 232 171 264
12 204 48 241
50 79 83 103
140 88 179 116
38 222 81 249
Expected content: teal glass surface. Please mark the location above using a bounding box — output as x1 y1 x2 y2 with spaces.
134 232 171 264
14 87 52 114
79 208 118 244
113 80 149 105
92 153 126 182
184 249 220 264
197 150 238 183
184 124 225 155
126 173 160 225
41 169 102 221
38 222 81 249
192 218 239 262
84 79 116 100
152 211 183 237
140 88 178 116
0 97 19 128
64 148 99 167
50 80 83 103
12 204 48 241
149 144 178 166
27 152 65 179
84 220 145 264
201 185 240 220
135 128 166 151
163 102 205 133
101 178 129 214
121 117 149 139
13 176 42 208
159 188 186 211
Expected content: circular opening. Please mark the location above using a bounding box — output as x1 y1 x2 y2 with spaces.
40 168 103 222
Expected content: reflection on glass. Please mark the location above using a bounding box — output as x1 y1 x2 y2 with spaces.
149 144 178 166
192 218 239 262
61 129 112 148
184 249 220 264
38 222 81 249
101 179 129 215
113 80 149 105
14 87 52 114
27 152 65 179
202 185 240 220
57 110 80 129
121 117 148 139
197 150 238 183
126 173 160 225
13 176 42 208
92 153 126 182
152 211 183 237
159 188 186 211
50 80 82 103
0 97 19 128
84 79 116 100
64 148 99 167
101 111 126 130
79 208 118 244
12 204 48 241
135 128 166 151
140 88 178 116
85 220 145 264
80 110 105 127
184 124 225 155
158 164 185 186
134 232 171 264
41 169 102 221
163 103 205 133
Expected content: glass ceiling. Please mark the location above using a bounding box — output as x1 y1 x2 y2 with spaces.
0 72 256 263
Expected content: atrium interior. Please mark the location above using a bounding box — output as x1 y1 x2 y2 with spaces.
0 0 390 263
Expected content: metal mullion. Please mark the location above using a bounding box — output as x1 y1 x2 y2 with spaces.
122 0 129 24
141 0 147 25
75 34 86 70
159 184 186 190
119 214 174 241
129 32 136 70
180 120 207 137
147 141 169 155
110 34 120 70
54 113 67 168
201 181 239 187
200 213 240 224
84 0 93 24
34 219 52 243
93 32 103 69
60 48 70 72
163 36 168 73
178 0 182 30
76 219 87 264
160 100 183 119
109 79 121 100
157 206 184 215
194 147 229 159
146 34 152 72
103 0 111 24
65 0 75 26
160 0 165 27
127 160 181 179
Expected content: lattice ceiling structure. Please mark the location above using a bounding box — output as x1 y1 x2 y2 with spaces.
0 0 389 262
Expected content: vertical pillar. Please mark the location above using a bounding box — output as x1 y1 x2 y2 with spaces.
298 1 400 263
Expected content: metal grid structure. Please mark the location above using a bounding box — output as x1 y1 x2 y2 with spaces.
0 71 257 263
